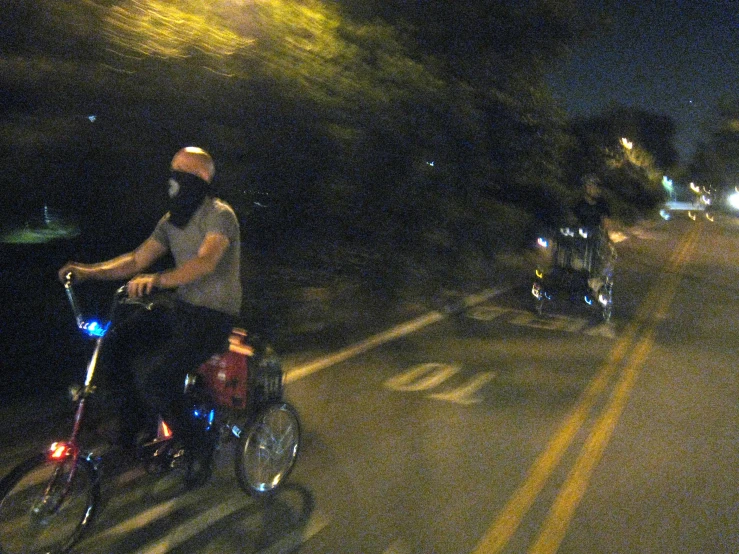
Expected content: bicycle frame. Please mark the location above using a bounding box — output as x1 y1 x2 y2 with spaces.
531 227 615 320
0 277 298 554
48 276 124 465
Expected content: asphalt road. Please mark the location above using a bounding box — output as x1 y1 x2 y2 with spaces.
1 215 737 553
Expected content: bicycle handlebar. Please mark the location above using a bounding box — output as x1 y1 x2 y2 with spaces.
63 272 85 329
63 274 128 338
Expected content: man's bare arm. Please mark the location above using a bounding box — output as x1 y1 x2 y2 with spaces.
126 233 229 297
58 238 167 283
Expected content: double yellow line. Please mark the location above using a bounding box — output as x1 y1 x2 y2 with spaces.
474 223 702 554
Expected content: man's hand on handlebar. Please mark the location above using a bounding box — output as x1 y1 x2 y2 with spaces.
126 273 160 298
58 262 161 298
58 263 94 284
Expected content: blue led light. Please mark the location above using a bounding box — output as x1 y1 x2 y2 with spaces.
80 320 110 338
192 407 216 431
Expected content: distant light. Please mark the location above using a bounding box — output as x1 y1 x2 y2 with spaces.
426 161 435 167
728 191 739 211
620 138 633 150
88 115 97 122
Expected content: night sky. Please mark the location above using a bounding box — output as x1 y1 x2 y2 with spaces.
546 1 738 163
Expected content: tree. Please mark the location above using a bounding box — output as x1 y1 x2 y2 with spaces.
0 0 596 295
688 96 739 198
564 106 674 221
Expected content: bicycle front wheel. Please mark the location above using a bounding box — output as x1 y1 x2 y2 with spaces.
235 402 301 497
0 453 99 554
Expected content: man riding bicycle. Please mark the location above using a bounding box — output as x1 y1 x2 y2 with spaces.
573 174 615 295
58 147 242 486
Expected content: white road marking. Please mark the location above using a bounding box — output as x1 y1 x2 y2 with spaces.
284 288 506 384
428 372 497 405
509 311 589 334
384 363 462 392
583 322 617 339
469 303 613 339
137 495 251 554
89 494 196 544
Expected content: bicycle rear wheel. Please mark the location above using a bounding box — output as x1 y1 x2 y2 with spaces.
0 453 99 554
598 283 613 322
235 402 300 496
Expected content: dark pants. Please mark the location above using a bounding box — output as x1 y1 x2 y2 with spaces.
591 229 615 280
105 296 236 450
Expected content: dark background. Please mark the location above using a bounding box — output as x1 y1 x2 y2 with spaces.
1 0 737 399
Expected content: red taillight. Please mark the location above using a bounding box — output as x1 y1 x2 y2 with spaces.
48 442 71 460
159 419 173 440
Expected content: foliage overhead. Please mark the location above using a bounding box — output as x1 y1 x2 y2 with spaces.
0 0 674 291
564 106 675 221
688 95 739 193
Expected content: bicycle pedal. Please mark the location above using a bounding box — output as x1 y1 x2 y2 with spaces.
168 446 186 469
142 440 184 474
141 436 169 449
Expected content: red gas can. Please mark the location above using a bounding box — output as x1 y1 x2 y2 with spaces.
196 328 253 410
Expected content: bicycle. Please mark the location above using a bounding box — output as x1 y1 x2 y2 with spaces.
0 275 301 554
531 225 615 322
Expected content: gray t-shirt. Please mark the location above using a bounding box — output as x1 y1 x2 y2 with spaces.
151 198 242 317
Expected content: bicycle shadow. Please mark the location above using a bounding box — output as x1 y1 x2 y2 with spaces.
77 465 316 553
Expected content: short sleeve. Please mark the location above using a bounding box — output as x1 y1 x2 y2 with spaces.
205 202 240 243
149 215 171 248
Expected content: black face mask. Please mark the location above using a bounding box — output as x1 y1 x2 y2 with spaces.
167 171 209 228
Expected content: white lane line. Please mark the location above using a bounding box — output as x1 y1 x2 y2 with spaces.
284 288 506 385
137 495 251 554
88 494 194 544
